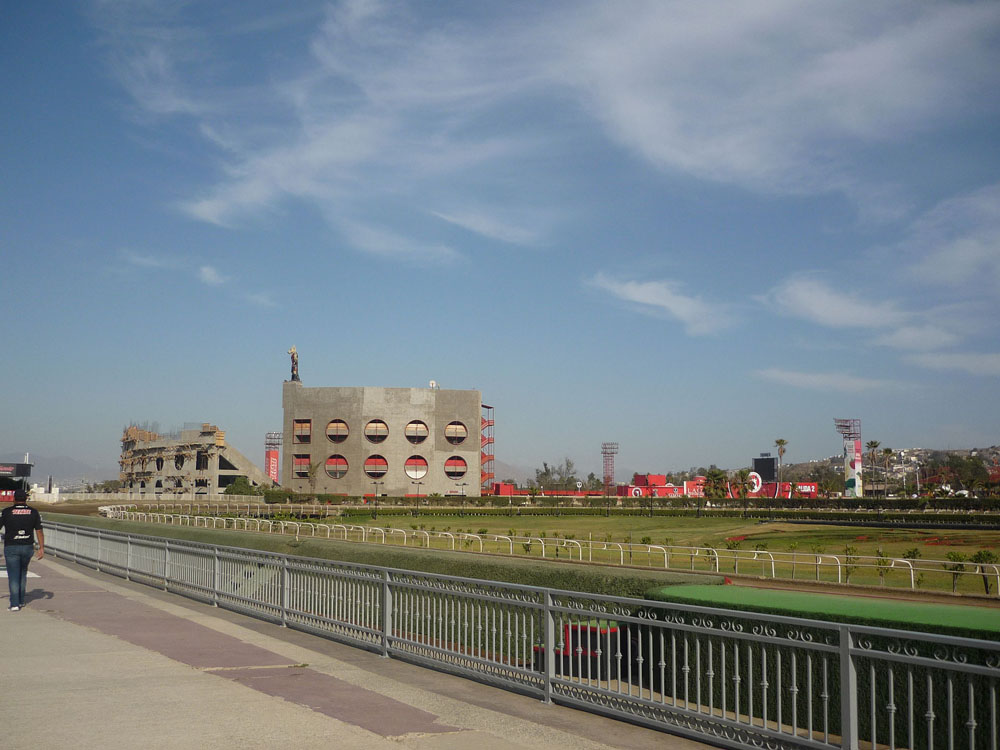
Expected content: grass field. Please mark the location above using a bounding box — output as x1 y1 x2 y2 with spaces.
43 502 1000 594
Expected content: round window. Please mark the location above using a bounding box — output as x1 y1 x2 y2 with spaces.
444 456 468 479
325 455 348 479
405 420 429 444
364 455 388 478
326 420 349 443
445 421 468 445
364 420 389 443
405 456 428 480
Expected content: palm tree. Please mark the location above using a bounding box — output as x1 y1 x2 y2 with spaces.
865 440 881 498
774 438 788 485
882 448 894 497
702 467 728 517
733 468 753 518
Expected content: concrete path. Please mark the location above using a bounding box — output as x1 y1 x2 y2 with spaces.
1 558 718 750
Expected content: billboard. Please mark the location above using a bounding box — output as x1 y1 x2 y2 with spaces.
843 439 862 498
0 463 32 478
753 456 777 483
265 449 280 484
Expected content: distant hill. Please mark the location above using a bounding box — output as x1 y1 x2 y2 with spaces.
0 454 118 487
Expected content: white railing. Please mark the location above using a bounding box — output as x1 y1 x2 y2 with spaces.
43 521 1000 750
100 508 1000 597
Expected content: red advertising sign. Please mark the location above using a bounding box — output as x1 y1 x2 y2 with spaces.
265 449 280 484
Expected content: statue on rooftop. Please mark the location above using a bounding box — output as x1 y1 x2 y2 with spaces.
288 345 300 382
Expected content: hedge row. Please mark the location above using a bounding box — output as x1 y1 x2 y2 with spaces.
45 514 719 599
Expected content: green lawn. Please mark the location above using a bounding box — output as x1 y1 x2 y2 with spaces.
648 584 1000 641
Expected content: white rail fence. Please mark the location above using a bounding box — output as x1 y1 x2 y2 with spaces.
100 506 1000 597
45 521 1000 750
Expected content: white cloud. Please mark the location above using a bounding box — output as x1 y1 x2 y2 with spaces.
197 265 226 285
872 325 959 351
339 220 460 263
94 1 1000 249
432 210 540 246
904 182 1000 289
757 368 896 393
121 250 176 269
557 2 1000 202
907 352 1000 377
764 277 909 329
591 273 730 336
244 291 278 308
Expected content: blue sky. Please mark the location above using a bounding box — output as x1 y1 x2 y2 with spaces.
3 1 999 479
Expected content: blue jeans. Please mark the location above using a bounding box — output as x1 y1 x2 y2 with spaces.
4 544 34 608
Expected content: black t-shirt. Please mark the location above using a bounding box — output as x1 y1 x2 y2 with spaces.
1 503 43 545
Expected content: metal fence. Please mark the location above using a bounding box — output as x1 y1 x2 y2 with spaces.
44 521 999 750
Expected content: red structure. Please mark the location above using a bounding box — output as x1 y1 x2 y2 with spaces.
619 474 705 498
618 473 818 500
264 432 282 484
481 405 495 492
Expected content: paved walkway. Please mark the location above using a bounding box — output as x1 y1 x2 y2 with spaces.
1 558 718 750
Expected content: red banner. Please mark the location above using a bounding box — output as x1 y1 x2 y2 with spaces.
265 449 280 484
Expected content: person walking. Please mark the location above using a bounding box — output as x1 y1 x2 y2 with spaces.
2 487 44 611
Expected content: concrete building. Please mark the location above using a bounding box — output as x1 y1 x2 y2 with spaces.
120 423 272 496
282 381 487 497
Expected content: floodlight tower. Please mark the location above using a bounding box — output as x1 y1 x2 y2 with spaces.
601 442 619 496
833 418 862 498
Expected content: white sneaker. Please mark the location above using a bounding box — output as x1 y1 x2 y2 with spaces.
8 606 20 612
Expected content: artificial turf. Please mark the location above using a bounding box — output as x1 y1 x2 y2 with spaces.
648 584 1000 641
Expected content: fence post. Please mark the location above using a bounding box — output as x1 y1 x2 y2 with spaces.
163 540 170 591
96 529 102 573
126 536 132 581
381 570 392 658
213 547 220 607
543 590 555 704
280 556 289 627
839 625 859 749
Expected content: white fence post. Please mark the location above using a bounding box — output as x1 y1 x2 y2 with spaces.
839 625 859 749
381 569 392 658
543 591 555 704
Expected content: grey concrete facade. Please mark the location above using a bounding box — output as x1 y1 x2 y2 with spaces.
120 423 273 496
282 382 482 497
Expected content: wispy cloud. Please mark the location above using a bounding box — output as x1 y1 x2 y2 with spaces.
591 273 731 336
339 220 460 263
197 265 226 285
432 210 540 246
906 352 1000 377
244 291 278 308
757 368 897 393
872 325 959 352
120 250 177 269
557 2 1000 206
92 0 1000 259
903 182 1000 290
763 277 909 329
